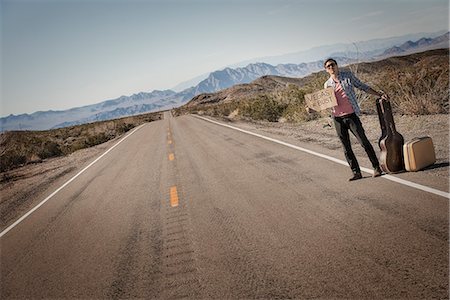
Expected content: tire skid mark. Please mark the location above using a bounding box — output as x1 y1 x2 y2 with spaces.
165 258 196 268
108 208 163 299
165 213 189 220
165 236 188 244
164 243 191 251
165 218 189 225
166 223 185 230
206 201 296 299
166 230 186 236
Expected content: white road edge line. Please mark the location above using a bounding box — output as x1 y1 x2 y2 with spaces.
194 115 449 199
0 124 146 238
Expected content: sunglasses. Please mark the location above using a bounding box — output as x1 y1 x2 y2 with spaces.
325 62 336 69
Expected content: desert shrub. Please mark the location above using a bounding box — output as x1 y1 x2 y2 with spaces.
198 102 236 118
66 140 88 153
275 85 321 122
116 123 135 134
390 65 449 115
85 133 110 147
0 150 27 172
282 102 322 122
37 141 63 159
241 95 287 122
351 53 449 115
302 72 329 92
273 84 305 104
220 102 240 117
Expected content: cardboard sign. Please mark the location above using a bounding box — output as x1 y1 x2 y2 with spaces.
305 87 337 111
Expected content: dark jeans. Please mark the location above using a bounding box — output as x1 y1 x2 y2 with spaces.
333 113 380 174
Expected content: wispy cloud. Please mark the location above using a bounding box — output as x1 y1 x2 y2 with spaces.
349 10 384 22
407 4 449 16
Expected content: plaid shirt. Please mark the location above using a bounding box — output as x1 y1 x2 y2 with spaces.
324 70 370 116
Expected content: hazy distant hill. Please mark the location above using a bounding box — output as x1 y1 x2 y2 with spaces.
0 90 178 131
379 32 449 57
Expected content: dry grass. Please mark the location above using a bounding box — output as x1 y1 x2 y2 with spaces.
392 63 448 114
0 111 162 173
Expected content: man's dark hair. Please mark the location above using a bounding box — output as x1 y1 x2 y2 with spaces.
324 58 337 68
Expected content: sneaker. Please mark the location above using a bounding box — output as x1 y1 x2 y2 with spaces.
373 167 383 177
349 173 363 181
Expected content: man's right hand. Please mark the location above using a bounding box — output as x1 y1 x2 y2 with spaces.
305 106 317 114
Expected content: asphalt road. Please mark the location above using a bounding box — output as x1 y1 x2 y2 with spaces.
1 112 448 299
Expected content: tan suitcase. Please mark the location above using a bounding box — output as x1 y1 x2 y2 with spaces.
403 136 436 171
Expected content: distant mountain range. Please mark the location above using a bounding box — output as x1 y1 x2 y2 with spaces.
1 30 448 131
378 32 449 57
0 90 183 131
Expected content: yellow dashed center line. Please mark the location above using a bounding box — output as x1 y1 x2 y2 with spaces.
170 186 179 207
168 127 172 144
167 126 179 208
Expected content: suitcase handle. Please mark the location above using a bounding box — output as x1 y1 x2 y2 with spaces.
409 136 431 143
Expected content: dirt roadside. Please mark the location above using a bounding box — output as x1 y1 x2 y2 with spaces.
1 114 448 231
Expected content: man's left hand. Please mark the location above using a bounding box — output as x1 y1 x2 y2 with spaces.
380 92 389 101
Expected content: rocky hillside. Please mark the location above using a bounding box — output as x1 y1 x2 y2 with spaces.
177 49 449 122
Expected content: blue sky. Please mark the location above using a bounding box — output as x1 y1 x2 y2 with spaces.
1 0 448 116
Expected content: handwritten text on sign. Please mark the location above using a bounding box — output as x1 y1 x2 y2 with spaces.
305 87 338 111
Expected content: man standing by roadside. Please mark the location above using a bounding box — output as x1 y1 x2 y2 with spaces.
307 58 388 181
